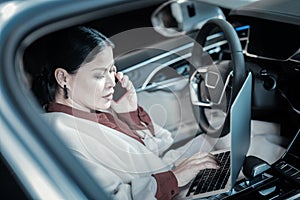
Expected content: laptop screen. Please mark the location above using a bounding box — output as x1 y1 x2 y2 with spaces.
182 73 253 199
230 72 252 187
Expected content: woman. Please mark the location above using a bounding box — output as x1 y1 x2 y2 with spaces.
25 26 219 200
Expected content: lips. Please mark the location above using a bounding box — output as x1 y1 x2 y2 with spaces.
103 92 114 100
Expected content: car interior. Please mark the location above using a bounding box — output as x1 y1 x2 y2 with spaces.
1 0 299 199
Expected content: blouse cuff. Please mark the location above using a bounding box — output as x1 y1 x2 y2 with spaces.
117 106 155 135
152 171 179 200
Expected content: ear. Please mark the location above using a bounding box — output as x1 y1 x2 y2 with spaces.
54 68 70 88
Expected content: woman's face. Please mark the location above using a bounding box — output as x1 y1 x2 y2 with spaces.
68 46 116 112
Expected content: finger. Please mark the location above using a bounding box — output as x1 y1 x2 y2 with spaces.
116 73 134 92
200 161 220 170
190 152 217 162
121 75 129 87
121 75 135 92
199 153 220 165
115 72 124 82
205 153 219 163
193 152 213 158
189 155 219 167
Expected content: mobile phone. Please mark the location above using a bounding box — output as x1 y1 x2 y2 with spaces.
113 80 127 102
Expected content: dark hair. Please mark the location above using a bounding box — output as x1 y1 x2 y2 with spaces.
24 26 114 107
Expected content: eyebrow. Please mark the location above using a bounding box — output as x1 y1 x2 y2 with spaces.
91 63 115 72
91 68 105 72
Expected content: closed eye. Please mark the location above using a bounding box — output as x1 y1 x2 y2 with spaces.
95 75 105 79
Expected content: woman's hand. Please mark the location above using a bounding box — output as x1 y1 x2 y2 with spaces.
111 72 138 113
172 152 220 187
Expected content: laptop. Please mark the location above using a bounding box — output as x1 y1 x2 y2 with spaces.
272 128 300 187
176 72 252 199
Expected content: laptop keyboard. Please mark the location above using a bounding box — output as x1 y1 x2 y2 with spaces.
186 151 231 197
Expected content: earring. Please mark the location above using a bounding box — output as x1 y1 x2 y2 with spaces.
63 84 69 99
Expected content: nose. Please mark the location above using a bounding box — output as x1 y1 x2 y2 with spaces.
106 72 115 88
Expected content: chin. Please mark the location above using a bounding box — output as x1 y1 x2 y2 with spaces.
96 102 111 111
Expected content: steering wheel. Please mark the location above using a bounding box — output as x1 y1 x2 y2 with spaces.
190 18 246 138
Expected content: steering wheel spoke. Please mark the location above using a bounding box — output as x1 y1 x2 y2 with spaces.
189 18 246 138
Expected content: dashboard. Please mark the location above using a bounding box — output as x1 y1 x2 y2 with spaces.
246 20 299 61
